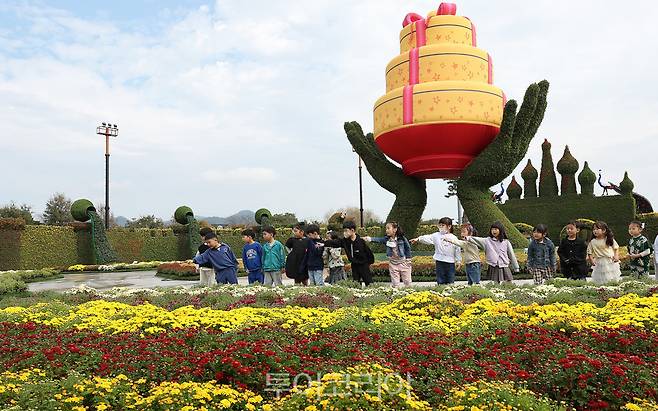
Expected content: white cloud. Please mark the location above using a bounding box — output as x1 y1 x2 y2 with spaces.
203 167 277 183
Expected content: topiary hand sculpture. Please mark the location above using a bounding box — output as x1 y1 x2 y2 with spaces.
458 80 549 247
343 121 427 237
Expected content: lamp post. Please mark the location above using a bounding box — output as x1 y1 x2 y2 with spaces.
353 148 364 228
96 123 118 229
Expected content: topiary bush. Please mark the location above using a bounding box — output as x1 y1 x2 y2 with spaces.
174 206 194 225
539 139 558 197
507 177 522 200
521 159 538 198
254 208 272 225
556 145 579 196
578 161 597 196
70 199 95 222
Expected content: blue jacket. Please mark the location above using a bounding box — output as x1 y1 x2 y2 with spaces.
371 236 412 259
242 242 263 273
300 238 325 271
527 237 556 269
193 244 238 275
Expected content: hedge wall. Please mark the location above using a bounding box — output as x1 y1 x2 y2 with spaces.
19 225 80 270
499 194 636 243
105 228 181 262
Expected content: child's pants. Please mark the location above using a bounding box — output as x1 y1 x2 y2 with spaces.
465 262 481 285
327 266 346 283
199 268 217 287
389 260 412 287
530 266 552 285
561 262 588 280
630 264 649 279
264 270 283 287
248 270 265 284
308 269 324 286
435 261 456 284
351 264 372 286
216 268 238 285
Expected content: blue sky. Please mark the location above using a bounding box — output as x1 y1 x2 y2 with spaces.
1 1 657 222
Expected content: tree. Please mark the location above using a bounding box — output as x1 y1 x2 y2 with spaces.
0 202 36 224
96 203 117 228
43 193 73 225
324 207 381 227
125 215 165 229
269 213 299 227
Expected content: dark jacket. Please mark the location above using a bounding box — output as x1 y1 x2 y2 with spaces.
370 236 412 259
285 237 309 280
324 235 374 266
558 237 587 265
300 238 325 272
193 243 238 275
527 237 556 269
197 244 212 268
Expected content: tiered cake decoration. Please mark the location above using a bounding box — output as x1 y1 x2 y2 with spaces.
373 2 505 178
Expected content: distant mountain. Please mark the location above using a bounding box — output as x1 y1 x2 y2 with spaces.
115 216 129 227
197 210 255 226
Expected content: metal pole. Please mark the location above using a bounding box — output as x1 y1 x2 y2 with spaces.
105 134 110 229
358 156 364 228
457 198 462 225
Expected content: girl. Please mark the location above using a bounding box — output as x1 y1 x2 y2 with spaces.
587 221 621 284
443 224 482 285
323 231 347 284
527 224 557 285
410 217 461 285
364 222 413 287
466 221 519 284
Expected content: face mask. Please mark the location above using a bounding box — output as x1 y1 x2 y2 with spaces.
343 232 351 239
439 228 448 234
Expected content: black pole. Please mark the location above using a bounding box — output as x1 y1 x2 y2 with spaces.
105 152 109 229
358 156 364 228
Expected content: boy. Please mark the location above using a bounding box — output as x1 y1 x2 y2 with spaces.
527 224 557 285
285 223 309 286
300 224 325 286
323 231 347 284
196 227 217 286
262 226 286 287
323 220 374 286
193 232 238 284
628 220 652 279
241 228 264 284
411 217 461 285
558 221 588 280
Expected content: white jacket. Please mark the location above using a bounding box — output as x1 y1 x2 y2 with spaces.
417 232 462 264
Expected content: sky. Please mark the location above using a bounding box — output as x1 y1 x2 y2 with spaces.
1 0 657 222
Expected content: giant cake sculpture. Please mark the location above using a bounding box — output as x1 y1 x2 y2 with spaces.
373 2 505 179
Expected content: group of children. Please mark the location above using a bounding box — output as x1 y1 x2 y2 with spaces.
192 216 656 288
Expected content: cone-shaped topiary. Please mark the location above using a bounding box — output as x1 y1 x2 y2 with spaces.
619 171 634 196
578 161 597 196
71 199 95 222
539 139 559 197
174 206 194 225
255 208 272 225
327 211 346 232
556 145 579 196
520 159 538 198
507 176 522 200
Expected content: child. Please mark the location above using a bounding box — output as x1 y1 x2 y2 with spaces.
627 220 652 279
300 224 325 286
557 221 588 280
364 221 413 287
241 228 264 284
410 217 461 285
466 221 519 284
587 221 621 284
323 220 375 286
443 224 482 285
261 226 286 287
196 227 217 286
527 224 557 285
323 231 346 284
285 223 309 286
193 232 238 284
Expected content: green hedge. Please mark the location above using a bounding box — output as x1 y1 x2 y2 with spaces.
105 228 182 262
499 194 636 243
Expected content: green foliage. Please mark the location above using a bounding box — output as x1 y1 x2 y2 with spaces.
0 203 35 225
558 218 595 242
638 212 658 245
539 139 558 197
174 206 193 225
578 161 597 196
619 171 634 195
89 212 118 264
513 222 534 237
458 81 550 248
70 199 95 222
187 217 202 258
507 176 522 200
0 221 22 270
556 145 579 195
500 194 636 243
269 213 298 227
344 122 427 238
254 208 272 225
19 225 79 269
521 159 538 198
43 193 73 225
125 215 165 229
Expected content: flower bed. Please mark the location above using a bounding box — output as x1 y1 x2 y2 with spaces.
0 285 657 409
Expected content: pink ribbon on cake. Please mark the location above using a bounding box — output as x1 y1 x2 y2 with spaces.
403 85 414 124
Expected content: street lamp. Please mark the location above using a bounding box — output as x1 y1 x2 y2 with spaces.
96 123 119 229
352 148 364 228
